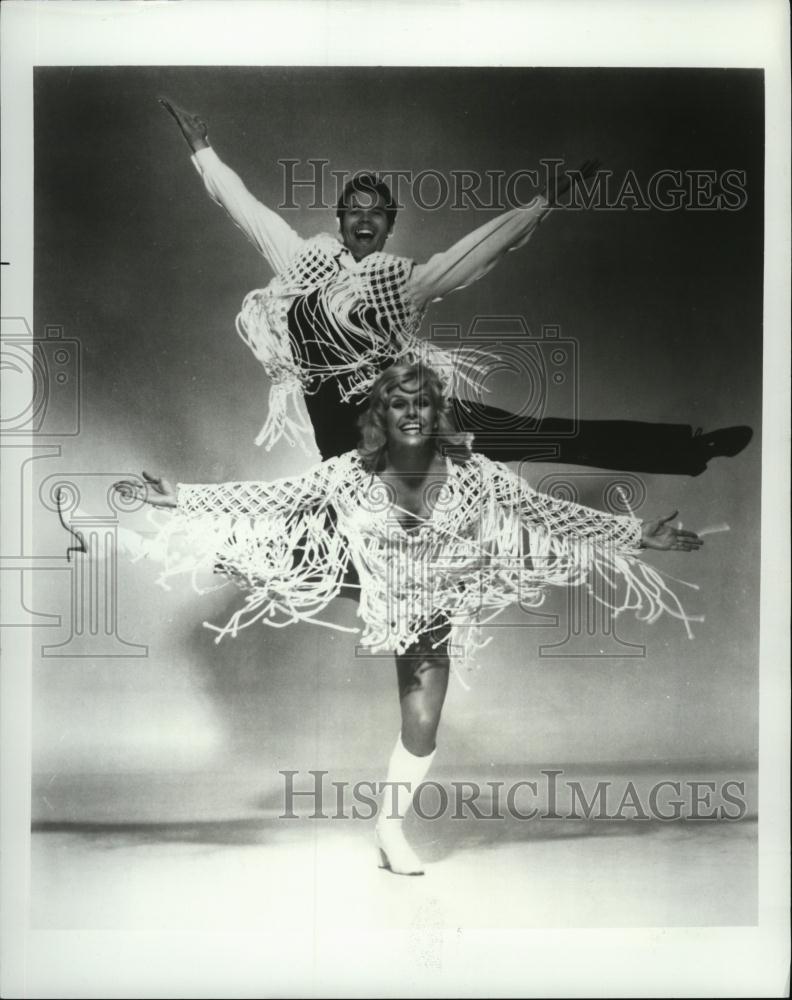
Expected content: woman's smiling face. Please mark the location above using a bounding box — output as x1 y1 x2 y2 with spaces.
384 380 437 447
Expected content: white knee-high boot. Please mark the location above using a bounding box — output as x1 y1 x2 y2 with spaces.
376 733 436 876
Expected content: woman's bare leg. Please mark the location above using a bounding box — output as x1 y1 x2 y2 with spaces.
376 621 450 875
396 626 451 756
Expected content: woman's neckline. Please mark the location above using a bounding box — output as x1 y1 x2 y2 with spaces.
370 454 454 532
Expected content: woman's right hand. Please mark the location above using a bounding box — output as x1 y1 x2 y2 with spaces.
158 96 209 153
114 471 178 508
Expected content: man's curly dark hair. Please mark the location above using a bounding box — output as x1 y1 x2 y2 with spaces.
336 173 398 230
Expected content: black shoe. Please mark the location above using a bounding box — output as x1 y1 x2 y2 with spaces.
693 426 753 460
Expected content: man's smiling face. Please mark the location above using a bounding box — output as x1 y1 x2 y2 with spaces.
339 190 392 261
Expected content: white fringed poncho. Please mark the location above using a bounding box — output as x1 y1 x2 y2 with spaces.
191 147 552 453
235 233 465 450
145 451 692 665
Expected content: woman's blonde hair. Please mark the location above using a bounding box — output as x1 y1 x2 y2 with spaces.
357 362 473 472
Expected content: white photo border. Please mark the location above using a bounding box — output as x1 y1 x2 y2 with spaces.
1 1 789 997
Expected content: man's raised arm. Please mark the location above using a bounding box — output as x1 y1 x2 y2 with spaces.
159 97 304 275
406 160 600 310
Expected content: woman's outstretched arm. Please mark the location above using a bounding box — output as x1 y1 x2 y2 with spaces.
159 97 304 274
114 456 349 517
406 160 600 310
484 457 703 552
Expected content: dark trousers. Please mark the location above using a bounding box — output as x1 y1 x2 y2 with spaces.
303 380 705 476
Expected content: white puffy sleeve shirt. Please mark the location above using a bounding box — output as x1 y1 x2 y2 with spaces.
191 146 552 308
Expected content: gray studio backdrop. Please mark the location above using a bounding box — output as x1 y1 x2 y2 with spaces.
30 67 761 779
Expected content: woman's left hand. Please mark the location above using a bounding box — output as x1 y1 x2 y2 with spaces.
641 511 703 551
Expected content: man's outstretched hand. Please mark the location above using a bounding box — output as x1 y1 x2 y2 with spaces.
159 96 209 153
544 159 602 207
